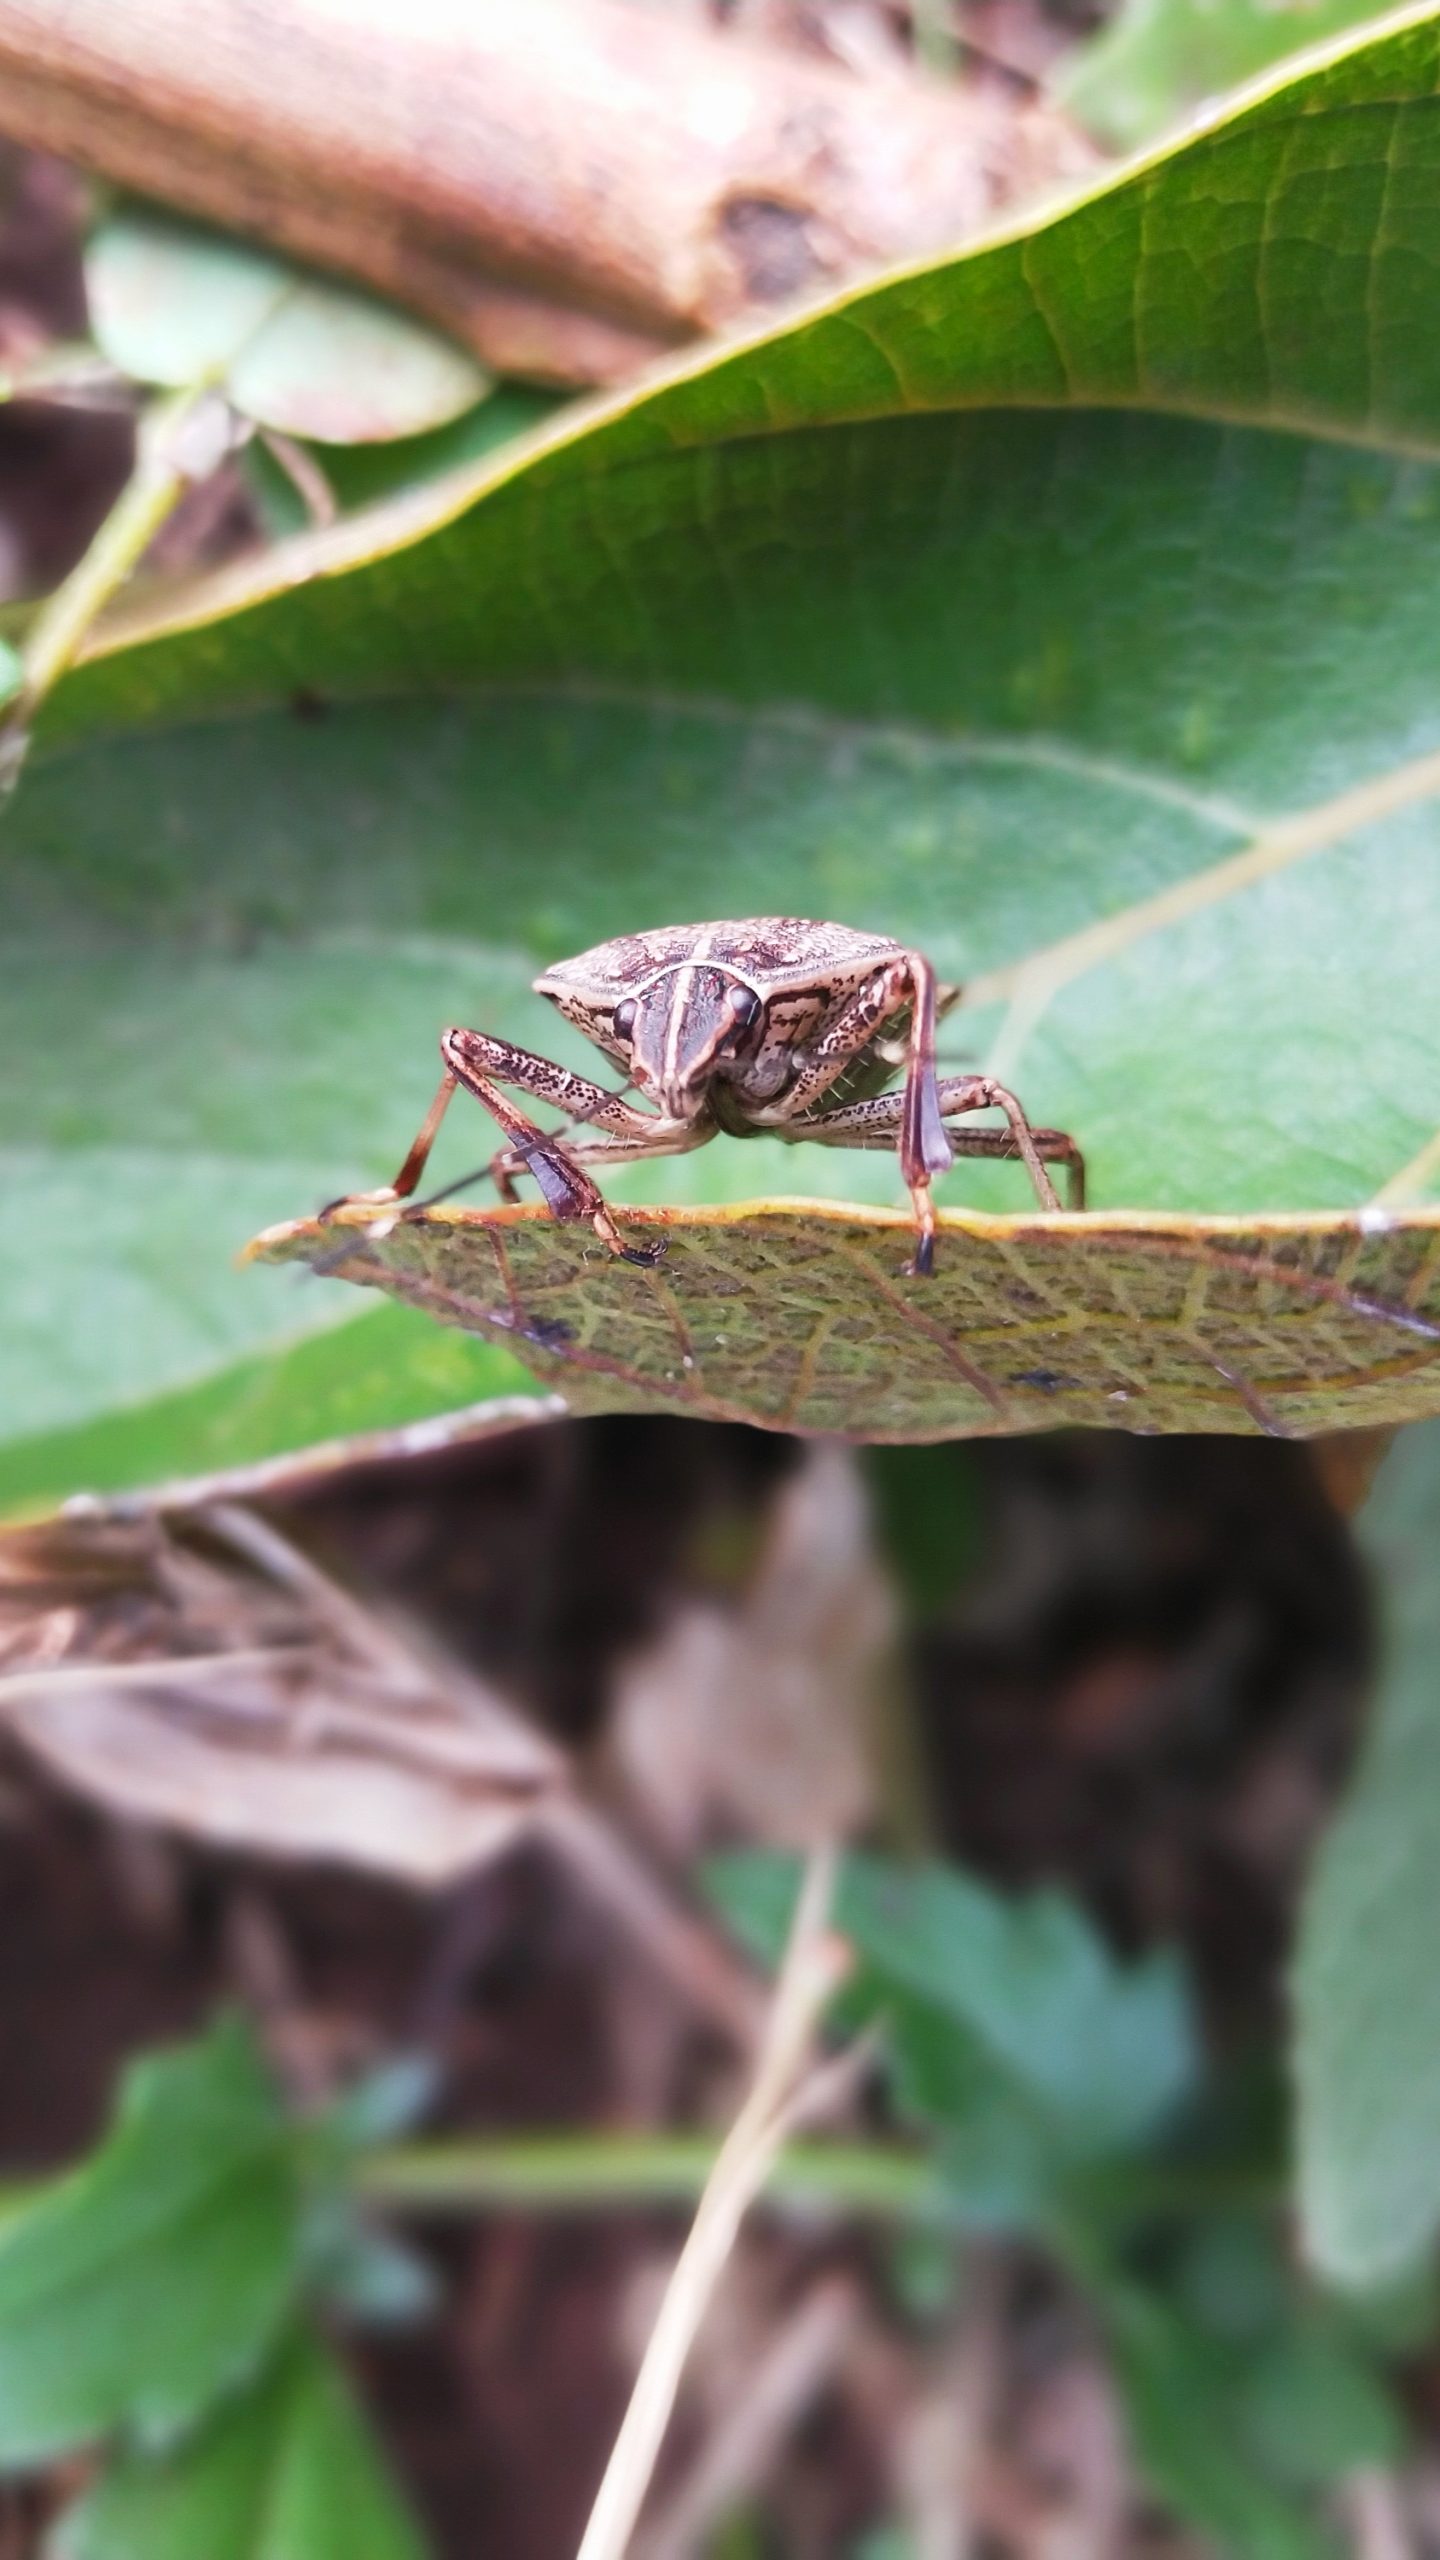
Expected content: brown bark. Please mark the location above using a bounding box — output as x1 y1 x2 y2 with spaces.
0 0 1094 383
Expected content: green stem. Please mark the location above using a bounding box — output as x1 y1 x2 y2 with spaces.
4 379 215 766
355 2132 1279 2235
356 2131 945 2223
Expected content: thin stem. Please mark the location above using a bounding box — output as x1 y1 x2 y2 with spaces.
2 380 219 777
355 2135 1276 2233
356 2130 943 2222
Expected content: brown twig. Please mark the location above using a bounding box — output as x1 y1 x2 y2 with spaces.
633 2274 862 2560
575 1847 850 2560
0 0 1094 384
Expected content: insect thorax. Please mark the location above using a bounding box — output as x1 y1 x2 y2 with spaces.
535 918 908 1104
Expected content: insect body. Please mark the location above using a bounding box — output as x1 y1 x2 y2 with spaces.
330 919 1083 1277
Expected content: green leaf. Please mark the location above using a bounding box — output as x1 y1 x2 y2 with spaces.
52 2325 426 2560
259 1198 1440 1441
1240 2319 1402 2488
1165 2217 1404 2487
842 1856 1195 2157
1100 2276 1340 2560
316 2059 439 2163
1295 1416 1440 2283
1057 0 1391 152
13 12 1440 1497
708 1850 1195 2214
85 207 487 440
0 1280 543 1519
0 2018 299 2464
863 1444 985 1619
1075 2202 1407 2554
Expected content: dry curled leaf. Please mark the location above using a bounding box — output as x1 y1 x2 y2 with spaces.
254 1201 1440 1443
608 1444 889 1853
0 1508 560 1883
0 1509 764 2038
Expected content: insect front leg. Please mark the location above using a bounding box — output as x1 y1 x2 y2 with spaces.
444 1028 681 1263
319 1066 459 1218
323 1026 668 1265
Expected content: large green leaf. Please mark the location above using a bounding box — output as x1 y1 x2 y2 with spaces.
1091 2211 1405 2553
9 8 1440 1500
53 2325 426 2560
0 2019 298 2464
1294 1417 1440 2283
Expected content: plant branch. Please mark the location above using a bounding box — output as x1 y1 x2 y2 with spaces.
357 2129 941 2222
0 0 1093 385
2 381 225 777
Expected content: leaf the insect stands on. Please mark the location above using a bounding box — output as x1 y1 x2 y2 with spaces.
255 1201 1440 1448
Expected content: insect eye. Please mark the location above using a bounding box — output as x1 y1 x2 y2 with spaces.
612 997 637 1043
723 985 761 1042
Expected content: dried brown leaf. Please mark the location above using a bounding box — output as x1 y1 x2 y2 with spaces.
0 1509 560 1884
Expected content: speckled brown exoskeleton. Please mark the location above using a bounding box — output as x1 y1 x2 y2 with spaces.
325 918 1084 1276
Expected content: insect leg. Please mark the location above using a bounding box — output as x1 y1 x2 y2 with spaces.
443 1029 661 1139
889 952 956 1276
439 1029 671 1261
795 1090 1084 1198
774 960 960 1122
931 1075 1084 1212
790 1080 1083 1273
322 1029 665 1263
318 1067 459 1218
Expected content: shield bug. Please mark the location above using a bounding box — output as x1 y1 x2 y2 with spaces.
325 918 1084 1276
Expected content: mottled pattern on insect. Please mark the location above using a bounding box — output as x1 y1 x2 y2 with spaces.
324 918 1084 1277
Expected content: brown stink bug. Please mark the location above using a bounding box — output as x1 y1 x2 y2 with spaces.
325 918 1084 1276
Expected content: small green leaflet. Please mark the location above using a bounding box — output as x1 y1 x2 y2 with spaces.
0 2017 299 2462
85 207 488 442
